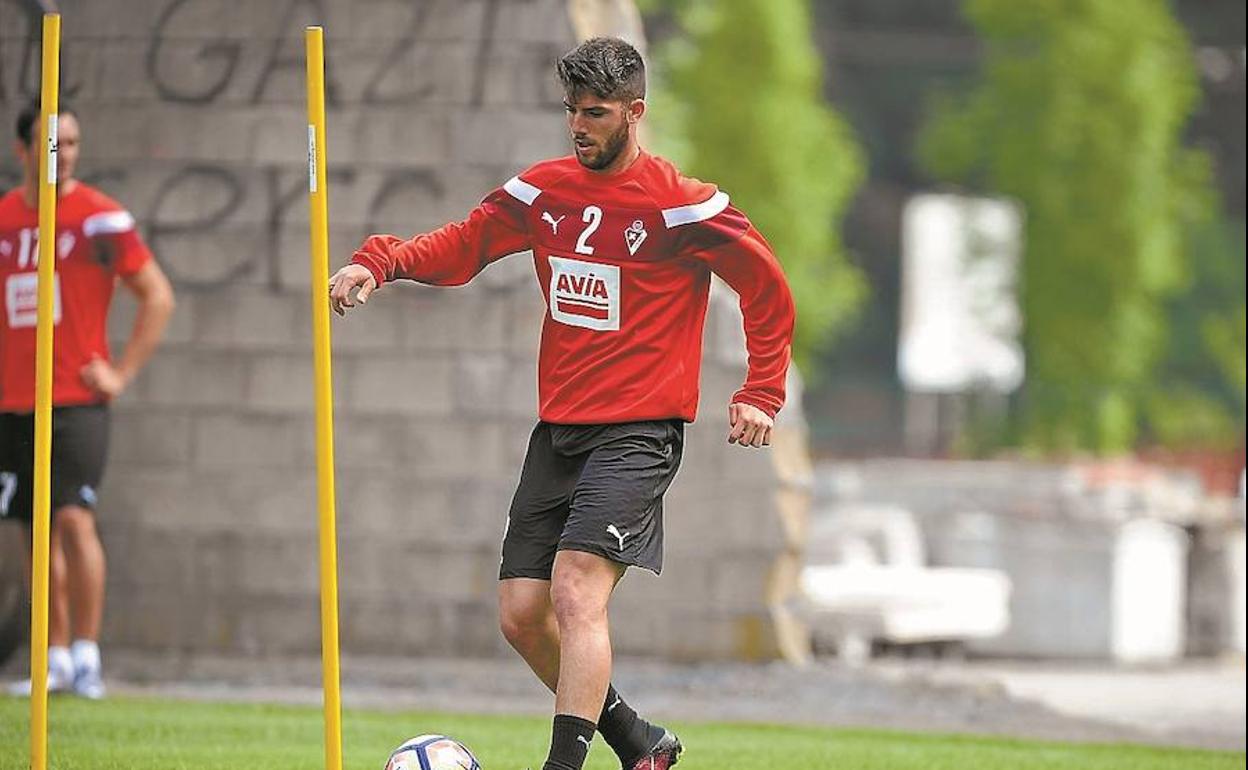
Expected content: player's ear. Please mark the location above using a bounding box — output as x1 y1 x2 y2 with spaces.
627 98 646 124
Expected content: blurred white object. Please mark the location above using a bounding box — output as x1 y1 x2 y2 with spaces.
800 505 1011 662
1111 519 1189 662
801 564 1011 643
898 194 1024 393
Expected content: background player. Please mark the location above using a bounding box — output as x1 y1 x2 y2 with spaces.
0 101 175 699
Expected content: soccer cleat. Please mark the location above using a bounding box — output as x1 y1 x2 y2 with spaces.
72 666 106 700
627 729 682 770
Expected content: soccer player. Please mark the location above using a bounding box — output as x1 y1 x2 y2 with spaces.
330 38 794 770
0 102 175 698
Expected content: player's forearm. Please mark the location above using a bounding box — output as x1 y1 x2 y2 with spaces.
115 285 174 384
704 228 797 416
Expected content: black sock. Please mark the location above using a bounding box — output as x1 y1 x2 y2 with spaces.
597 684 666 766
543 714 597 770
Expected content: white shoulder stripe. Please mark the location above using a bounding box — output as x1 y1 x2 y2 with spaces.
662 190 730 228
82 210 136 237
503 175 542 206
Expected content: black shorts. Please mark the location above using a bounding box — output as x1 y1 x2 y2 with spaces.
0 404 110 524
500 420 684 580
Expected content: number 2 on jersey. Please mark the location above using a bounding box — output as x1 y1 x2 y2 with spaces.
575 206 602 255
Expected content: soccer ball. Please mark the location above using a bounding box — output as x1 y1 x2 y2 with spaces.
384 734 481 770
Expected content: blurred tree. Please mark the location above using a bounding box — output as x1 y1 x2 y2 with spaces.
1146 217 1246 449
919 0 1232 452
642 0 867 372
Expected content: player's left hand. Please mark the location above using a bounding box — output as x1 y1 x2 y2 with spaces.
81 356 128 400
728 402 773 448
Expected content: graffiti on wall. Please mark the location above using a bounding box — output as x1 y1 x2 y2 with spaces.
0 0 559 290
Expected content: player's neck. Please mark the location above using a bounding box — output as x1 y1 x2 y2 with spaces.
20 177 77 207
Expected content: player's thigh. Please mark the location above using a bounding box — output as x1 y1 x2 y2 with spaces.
560 420 683 574
500 423 585 581
49 405 110 513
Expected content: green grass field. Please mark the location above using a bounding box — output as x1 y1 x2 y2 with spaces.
0 696 1242 770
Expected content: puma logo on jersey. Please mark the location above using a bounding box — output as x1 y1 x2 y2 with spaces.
541 211 566 234
548 256 620 331
607 524 630 551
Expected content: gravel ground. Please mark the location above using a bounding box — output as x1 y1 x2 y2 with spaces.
16 651 1232 752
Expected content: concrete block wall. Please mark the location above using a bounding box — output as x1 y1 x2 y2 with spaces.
1 0 803 662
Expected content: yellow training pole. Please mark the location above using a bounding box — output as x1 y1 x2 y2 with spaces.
305 26 343 770
30 13 60 770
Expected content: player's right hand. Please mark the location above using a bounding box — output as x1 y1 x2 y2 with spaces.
329 264 378 316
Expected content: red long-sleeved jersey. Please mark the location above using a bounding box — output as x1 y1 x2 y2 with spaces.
352 152 795 424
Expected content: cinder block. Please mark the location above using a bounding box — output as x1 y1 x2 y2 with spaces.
194 289 303 350
498 355 539 419
204 468 320 535
131 350 250 409
450 108 521 165
436 598 509 656
97 466 200 533
511 108 574 162
396 291 510 353
333 470 445 536
157 229 270 289
340 353 455 416
336 40 477 109
398 418 509 480
192 411 314 469
350 110 453 168
494 0 575 44
81 101 158 161
233 594 322 655
339 595 413 654
247 353 315 413
107 409 195 468
234 531 323 596
453 354 510 415
103 592 195 650
329 415 409 472
333 472 508 548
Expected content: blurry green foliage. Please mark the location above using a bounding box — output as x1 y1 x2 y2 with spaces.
919 0 1240 452
1147 217 1246 449
643 0 867 372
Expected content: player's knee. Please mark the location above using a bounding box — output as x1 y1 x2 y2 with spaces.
498 601 546 648
549 577 606 629
53 506 98 545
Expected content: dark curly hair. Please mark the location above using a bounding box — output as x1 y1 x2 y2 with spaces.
557 37 646 102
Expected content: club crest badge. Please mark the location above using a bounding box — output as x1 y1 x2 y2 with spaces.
624 220 647 256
